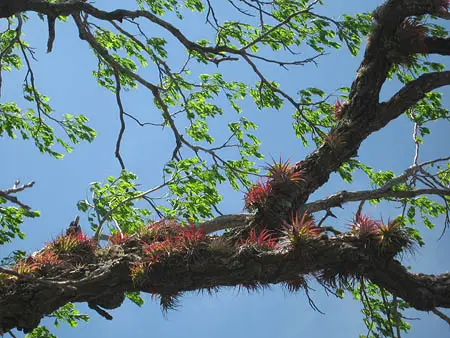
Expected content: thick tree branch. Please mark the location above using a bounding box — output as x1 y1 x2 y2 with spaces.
1 233 449 333
423 37 450 55
382 71 450 122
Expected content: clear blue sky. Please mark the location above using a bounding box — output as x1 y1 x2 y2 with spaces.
1 0 449 337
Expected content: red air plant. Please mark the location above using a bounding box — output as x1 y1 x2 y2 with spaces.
29 250 61 267
282 213 322 244
333 99 345 120
109 232 129 245
241 228 278 249
176 225 205 247
49 231 95 253
265 158 305 186
244 179 271 212
350 214 380 239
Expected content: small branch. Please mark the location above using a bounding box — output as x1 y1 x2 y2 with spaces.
432 307 450 325
0 180 35 209
113 71 126 170
88 303 113 320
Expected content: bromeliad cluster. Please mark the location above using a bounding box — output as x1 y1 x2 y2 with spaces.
129 220 206 282
350 214 415 256
1 231 95 281
244 158 305 212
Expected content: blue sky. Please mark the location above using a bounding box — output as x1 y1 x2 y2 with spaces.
1 0 449 337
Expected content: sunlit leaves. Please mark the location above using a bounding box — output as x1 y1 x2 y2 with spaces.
77 171 152 234
0 202 39 244
164 158 224 220
25 326 57 338
338 13 372 55
1 87 96 159
52 303 89 328
349 282 412 338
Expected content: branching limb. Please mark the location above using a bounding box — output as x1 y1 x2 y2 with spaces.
0 180 35 209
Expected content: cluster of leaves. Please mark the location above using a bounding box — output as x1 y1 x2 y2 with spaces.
0 200 40 244
77 170 152 234
25 303 89 338
349 282 412 338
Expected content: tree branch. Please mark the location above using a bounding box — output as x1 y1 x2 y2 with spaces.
1 233 449 333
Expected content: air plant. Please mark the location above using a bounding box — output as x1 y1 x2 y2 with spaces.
129 260 146 284
14 259 38 275
30 250 61 267
350 214 380 240
109 232 130 245
241 228 278 249
394 19 428 62
282 213 322 245
175 225 205 247
333 98 345 120
244 179 271 212
265 158 305 186
323 132 345 149
377 217 415 255
48 231 95 254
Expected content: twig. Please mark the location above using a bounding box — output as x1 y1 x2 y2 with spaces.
113 71 126 170
0 180 35 209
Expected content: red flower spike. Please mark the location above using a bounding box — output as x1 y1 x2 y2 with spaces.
350 214 380 239
244 179 271 212
242 228 278 249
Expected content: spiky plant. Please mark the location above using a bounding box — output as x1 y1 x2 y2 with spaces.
282 213 321 245
393 19 428 63
333 98 345 120
241 228 278 249
175 225 205 248
244 179 271 212
49 232 95 254
14 259 38 275
30 250 61 268
109 232 130 245
284 276 307 292
350 214 380 240
377 218 415 255
265 157 304 186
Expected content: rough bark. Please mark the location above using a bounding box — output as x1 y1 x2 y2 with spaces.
1 234 449 333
